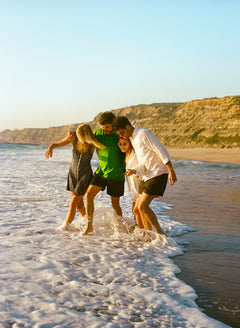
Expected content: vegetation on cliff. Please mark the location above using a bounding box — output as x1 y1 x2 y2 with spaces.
1 96 239 148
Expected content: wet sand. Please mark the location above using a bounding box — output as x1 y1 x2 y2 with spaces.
169 148 240 164
163 161 240 328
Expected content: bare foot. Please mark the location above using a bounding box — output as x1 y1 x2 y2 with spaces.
82 221 93 235
145 230 156 241
61 223 79 232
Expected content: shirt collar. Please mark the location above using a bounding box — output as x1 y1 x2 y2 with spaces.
132 125 140 138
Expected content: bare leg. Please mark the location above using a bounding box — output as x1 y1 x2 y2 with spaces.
64 194 84 226
132 200 144 229
111 196 122 216
135 197 152 230
83 185 102 235
77 197 86 217
138 193 165 235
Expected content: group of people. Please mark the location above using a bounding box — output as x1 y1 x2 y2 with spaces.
45 112 177 236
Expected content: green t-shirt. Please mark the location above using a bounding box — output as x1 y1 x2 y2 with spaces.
94 128 125 180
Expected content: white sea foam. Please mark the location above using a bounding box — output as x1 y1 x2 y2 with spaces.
0 145 231 327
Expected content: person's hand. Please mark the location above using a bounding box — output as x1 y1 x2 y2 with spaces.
166 161 177 186
45 146 53 158
125 169 136 176
169 170 177 186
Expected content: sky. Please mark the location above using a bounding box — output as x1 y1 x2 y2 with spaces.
0 0 239 132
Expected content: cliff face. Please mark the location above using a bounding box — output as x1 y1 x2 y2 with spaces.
1 96 239 148
0 124 79 146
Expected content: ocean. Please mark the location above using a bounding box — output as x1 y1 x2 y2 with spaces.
0 143 239 328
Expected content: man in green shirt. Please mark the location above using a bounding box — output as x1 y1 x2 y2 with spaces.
83 112 125 234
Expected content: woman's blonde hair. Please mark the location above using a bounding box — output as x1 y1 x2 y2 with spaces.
76 124 106 149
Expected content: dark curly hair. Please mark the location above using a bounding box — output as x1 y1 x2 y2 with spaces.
99 112 116 125
114 116 132 130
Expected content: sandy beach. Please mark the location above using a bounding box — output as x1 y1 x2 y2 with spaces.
163 152 240 327
169 148 240 164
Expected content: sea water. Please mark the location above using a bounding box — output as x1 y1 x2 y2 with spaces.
0 144 232 328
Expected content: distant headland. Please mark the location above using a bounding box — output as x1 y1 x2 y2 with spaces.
1 96 239 149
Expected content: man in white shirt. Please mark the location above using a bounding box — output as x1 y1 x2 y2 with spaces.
114 116 177 235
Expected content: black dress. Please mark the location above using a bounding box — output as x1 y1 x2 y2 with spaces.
66 137 94 196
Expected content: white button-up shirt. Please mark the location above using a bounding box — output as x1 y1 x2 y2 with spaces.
132 126 170 181
126 149 144 201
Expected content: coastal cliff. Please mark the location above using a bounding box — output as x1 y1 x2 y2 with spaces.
1 96 239 148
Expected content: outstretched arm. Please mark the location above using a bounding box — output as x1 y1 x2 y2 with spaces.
166 161 177 186
45 132 75 158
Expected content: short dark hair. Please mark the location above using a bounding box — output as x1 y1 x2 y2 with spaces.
99 112 116 125
114 116 132 130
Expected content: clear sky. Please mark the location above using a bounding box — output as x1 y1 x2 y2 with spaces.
0 0 239 132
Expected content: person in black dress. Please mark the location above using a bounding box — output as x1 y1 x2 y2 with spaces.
45 124 105 230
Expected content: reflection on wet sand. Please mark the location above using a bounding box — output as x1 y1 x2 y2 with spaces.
164 163 240 328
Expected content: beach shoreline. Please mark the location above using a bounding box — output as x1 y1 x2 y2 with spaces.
163 156 240 328
168 147 240 164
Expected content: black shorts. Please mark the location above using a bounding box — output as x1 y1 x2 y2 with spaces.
139 174 168 197
90 173 124 197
